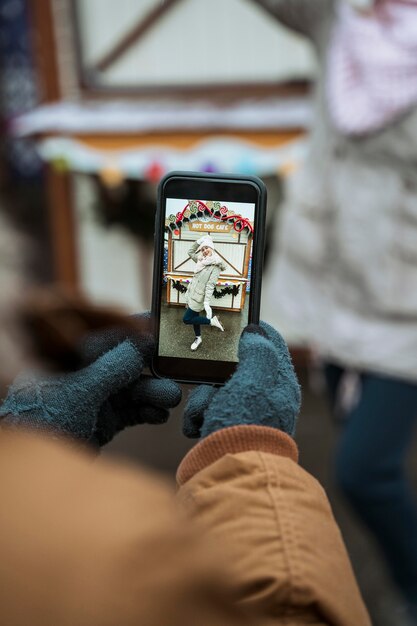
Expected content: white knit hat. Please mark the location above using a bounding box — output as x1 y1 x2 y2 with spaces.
197 235 215 251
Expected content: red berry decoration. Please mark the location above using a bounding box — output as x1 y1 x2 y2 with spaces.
174 229 180 235
145 161 164 182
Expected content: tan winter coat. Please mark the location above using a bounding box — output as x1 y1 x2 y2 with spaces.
186 241 226 312
0 425 370 626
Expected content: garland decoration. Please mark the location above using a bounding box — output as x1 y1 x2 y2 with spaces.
213 284 240 299
171 279 188 293
165 200 253 234
171 279 240 299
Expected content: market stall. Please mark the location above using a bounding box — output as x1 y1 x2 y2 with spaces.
164 200 254 312
19 0 314 311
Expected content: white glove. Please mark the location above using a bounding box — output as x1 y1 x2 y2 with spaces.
204 302 212 319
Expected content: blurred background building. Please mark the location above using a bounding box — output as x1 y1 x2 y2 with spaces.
1 1 415 624
11 0 314 314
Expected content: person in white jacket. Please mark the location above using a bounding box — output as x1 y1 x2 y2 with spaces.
183 236 226 351
256 0 417 620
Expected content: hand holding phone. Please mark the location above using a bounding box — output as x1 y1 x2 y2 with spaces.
182 321 301 439
152 171 267 385
0 314 182 446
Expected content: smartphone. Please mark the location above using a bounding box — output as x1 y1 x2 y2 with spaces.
151 171 266 385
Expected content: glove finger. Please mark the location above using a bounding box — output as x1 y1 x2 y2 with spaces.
183 385 217 439
80 312 155 365
237 331 282 384
198 334 282 435
131 377 182 409
94 395 169 441
242 321 291 357
201 337 298 438
241 322 299 388
257 321 301 411
258 321 292 358
73 340 144 405
139 405 170 425
198 323 301 439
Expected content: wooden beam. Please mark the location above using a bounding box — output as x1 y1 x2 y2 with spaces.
28 0 61 101
29 1 80 289
241 236 253 310
79 78 310 100
94 0 183 73
45 166 79 288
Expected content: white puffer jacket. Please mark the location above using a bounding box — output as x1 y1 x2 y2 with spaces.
186 242 226 312
258 0 417 381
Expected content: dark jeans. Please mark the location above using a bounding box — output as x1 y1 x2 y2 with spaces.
325 363 417 608
183 307 210 337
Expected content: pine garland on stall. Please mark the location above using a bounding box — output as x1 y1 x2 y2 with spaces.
212 284 240 299
171 280 240 299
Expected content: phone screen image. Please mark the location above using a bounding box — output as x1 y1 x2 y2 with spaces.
152 172 266 384
158 198 255 364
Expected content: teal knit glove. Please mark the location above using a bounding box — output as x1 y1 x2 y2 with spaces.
183 322 301 439
0 316 182 446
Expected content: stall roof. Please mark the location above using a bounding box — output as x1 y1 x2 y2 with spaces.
13 97 313 137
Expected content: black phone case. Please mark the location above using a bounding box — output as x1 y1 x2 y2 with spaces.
151 171 267 385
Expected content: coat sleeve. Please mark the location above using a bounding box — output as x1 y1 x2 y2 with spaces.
188 241 200 263
0 429 255 626
177 425 371 626
253 0 334 39
204 265 222 303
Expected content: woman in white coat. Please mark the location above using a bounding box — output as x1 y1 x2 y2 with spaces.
183 236 226 351
257 0 417 619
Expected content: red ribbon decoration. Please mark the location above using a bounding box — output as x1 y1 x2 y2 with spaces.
175 201 253 233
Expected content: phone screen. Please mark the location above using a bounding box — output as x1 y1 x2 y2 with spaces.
152 173 266 384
